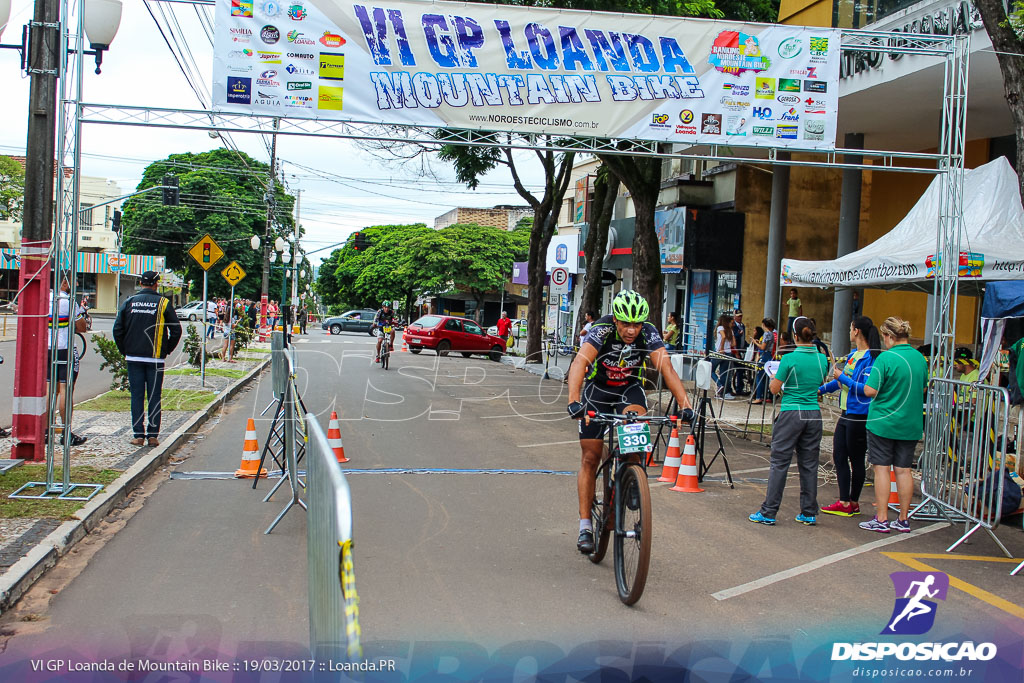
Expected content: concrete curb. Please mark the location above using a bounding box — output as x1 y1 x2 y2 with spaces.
0 357 270 614
499 355 568 382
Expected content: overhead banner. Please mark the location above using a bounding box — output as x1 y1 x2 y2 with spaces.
213 1 840 149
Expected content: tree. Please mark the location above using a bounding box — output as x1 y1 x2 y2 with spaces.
577 166 620 338
714 0 778 22
0 155 25 222
977 0 1024 201
121 149 296 300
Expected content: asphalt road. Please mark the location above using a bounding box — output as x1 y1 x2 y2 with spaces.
2 328 1022 677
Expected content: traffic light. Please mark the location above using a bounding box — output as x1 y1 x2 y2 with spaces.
351 232 370 250
111 210 122 234
162 175 179 206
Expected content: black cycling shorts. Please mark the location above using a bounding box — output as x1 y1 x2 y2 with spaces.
47 348 70 384
578 382 648 440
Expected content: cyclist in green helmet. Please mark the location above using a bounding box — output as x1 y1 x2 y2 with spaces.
566 289 694 554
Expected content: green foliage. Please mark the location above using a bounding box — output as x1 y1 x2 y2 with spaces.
0 155 25 222
233 312 254 351
182 324 212 368
713 0 777 22
120 149 297 300
91 333 129 391
1010 0 1024 33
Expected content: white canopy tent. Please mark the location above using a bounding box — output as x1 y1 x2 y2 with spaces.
780 157 1024 295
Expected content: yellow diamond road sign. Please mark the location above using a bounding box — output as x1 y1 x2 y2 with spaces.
221 261 247 287
188 233 225 271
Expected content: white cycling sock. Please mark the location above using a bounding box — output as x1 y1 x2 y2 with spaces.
579 519 592 533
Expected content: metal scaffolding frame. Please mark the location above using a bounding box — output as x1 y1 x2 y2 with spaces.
21 24 970 510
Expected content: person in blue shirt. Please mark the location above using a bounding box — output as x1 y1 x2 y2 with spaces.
818 316 881 517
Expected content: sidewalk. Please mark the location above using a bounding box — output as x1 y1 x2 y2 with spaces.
0 346 270 611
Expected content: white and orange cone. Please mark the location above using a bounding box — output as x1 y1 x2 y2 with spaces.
234 418 268 478
888 466 900 506
657 426 682 483
670 435 704 493
328 411 348 463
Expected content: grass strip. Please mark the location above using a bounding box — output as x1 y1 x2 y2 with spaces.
77 389 215 413
166 367 246 379
0 466 121 519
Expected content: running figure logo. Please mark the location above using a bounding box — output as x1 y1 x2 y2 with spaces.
882 572 949 635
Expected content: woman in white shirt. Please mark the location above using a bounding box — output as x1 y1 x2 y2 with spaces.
712 313 735 399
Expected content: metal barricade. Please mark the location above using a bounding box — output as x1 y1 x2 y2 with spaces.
305 413 361 664
919 377 1014 556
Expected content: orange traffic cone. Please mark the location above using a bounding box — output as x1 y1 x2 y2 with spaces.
400 338 409 353
888 466 900 506
234 418 268 478
670 435 704 493
657 426 682 483
328 411 348 463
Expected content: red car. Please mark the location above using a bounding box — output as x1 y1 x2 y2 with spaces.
403 315 507 361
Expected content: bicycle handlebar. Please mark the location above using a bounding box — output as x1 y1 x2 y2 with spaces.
584 411 683 426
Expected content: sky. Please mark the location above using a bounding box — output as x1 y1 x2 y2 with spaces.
0 0 546 265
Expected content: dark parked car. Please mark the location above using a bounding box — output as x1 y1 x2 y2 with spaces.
402 315 507 361
322 309 378 335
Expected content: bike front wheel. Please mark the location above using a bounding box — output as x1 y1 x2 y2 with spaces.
614 463 652 606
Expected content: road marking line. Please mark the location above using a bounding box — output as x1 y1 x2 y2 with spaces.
518 439 580 448
481 411 565 419
711 522 948 601
880 551 1024 620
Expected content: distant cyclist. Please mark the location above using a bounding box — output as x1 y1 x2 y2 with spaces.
566 290 694 554
373 302 397 363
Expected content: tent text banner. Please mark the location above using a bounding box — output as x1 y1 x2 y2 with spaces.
213 0 840 149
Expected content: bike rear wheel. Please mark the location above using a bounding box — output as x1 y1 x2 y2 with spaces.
588 452 612 564
614 463 652 605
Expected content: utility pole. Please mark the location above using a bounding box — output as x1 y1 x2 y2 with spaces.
291 188 300 329
12 0 60 461
259 118 280 340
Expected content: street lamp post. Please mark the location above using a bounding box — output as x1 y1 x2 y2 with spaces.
6 0 122 463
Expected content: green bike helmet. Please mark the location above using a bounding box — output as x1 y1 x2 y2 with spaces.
612 290 649 323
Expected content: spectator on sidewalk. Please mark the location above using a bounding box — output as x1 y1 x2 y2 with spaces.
751 318 778 405
851 290 862 318
731 309 748 395
663 311 680 350
818 316 882 518
786 288 803 336
47 276 87 446
113 271 182 448
711 313 734 399
579 310 597 347
749 317 830 526
859 317 928 534
299 304 308 335
496 311 514 349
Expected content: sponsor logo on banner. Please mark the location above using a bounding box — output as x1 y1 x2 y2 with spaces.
228 49 254 58
722 83 750 96
285 94 313 108
778 107 799 122
777 37 801 58
752 106 772 120
256 74 280 87
809 36 829 63
804 80 827 93
804 119 825 140
708 31 771 75
675 124 697 135
725 115 747 136
803 96 826 114
255 90 282 105
287 30 314 45
258 51 281 63
650 113 671 128
320 31 346 48
227 77 251 104
719 97 749 111
231 0 253 18
230 27 252 43
319 52 345 81
679 109 694 124
228 64 253 74
753 125 774 136
831 571 998 665
700 113 722 134
775 124 798 139
287 81 312 90
778 78 800 92
777 94 800 105
286 51 314 60
260 69 277 78
258 0 282 19
755 77 775 99
318 85 344 110
260 25 280 44
287 4 307 20
286 63 314 75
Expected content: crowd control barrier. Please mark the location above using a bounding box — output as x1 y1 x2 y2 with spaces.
306 412 361 663
918 377 1015 557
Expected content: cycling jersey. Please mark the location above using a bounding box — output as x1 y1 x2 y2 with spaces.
582 315 665 386
374 309 396 328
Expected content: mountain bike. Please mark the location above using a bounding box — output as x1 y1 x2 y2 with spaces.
377 324 394 370
585 410 680 606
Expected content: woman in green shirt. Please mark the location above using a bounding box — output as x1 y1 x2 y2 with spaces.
750 317 830 526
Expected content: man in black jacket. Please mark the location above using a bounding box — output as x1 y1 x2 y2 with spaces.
113 271 182 447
